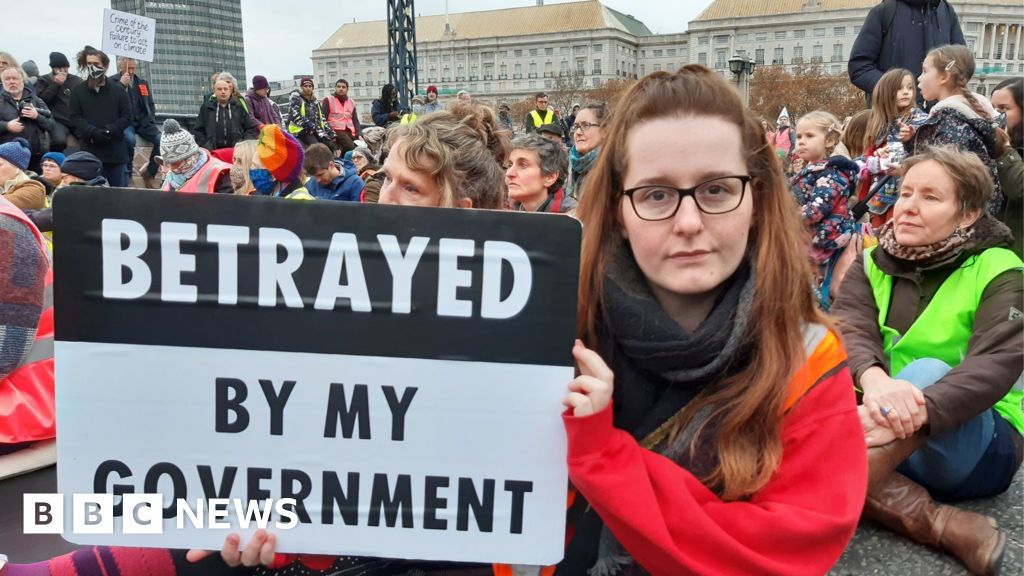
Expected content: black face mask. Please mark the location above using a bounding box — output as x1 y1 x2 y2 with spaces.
87 64 106 79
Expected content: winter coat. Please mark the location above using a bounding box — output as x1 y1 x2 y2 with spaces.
790 156 859 261
195 97 260 151
516 187 577 214
848 0 965 100
287 91 330 139
108 73 156 129
832 213 1022 437
995 146 1023 257
34 72 82 127
359 165 385 203
1 172 45 210
244 89 284 129
304 159 364 202
69 81 131 164
911 95 1002 213
0 91 53 154
371 97 401 127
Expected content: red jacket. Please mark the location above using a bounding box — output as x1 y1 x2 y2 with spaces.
564 336 866 575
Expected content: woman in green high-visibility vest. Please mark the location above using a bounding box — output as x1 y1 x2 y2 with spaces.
833 145 1023 576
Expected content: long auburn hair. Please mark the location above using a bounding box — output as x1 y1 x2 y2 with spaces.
864 68 916 152
575 65 826 501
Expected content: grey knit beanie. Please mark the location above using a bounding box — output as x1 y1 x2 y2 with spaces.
160 119 200 164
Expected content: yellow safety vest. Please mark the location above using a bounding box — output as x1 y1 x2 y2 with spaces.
530 109 554 127
400 113 418 124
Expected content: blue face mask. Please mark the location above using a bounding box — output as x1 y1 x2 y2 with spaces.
249 168 276 194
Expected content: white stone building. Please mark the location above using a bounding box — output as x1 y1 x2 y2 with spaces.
691 0 1023 96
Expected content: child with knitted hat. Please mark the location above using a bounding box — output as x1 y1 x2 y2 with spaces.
249 124 312 199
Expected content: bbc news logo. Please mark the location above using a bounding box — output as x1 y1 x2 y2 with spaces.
24 494 298 534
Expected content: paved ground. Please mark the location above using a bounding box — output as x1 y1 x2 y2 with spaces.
3 467 1022 573
831 469 1023 576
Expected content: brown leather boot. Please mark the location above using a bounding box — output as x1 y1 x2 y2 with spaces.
864 472 1006 575
866 435 925 492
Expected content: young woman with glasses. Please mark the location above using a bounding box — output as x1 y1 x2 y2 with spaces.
566 102 607 200
558 65 866 575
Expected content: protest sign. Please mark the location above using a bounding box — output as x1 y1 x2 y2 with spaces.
52 188 580 565
102 9 156 62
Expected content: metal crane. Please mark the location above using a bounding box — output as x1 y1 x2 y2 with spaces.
387 0 419 110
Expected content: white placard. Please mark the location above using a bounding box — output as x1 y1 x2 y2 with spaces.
56 342 569 565
102 9 156 62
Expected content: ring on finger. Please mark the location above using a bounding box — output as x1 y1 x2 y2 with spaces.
880 406 893 417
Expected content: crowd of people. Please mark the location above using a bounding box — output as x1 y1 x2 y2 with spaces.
0 30 1022 576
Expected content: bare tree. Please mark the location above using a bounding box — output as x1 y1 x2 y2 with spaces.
549 72 588 115
750 63 865 125
584 78 637 111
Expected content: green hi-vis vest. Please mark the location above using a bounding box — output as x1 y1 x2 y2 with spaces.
530 109 554 127
400 113 418 124
864 246 1024 434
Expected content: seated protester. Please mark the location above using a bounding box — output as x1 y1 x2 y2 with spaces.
910 45 1004 214
302 143 363 201
351 146 384 203
832 146 1022 576
244 75 284 130
249 123 313 200
195 72 260 152
360 125 387 164
0 65 54 172
230 140 257 195
370 83 402 128
506 134 576 214
39 152 64 189
556 66 865 576
536 122 565 147
0 193 52 460
286 77 333 149
159 119 232 194
0 138 44 209
69 45 132 187
58 151 109 187
378 101 510 209
399 95 423 124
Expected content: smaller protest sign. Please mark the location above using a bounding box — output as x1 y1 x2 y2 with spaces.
102 9 156 62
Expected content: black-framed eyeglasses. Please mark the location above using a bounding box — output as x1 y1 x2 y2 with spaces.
623 175 751 221
572 122 601 133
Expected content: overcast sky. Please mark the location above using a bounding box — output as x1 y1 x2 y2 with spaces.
7 0 707 80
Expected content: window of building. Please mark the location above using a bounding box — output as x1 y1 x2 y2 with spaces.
814 28 825 37
574 45 587 55
442 66 450 79
773 47 784 65
654 49 663 57
365 58 373 66
967 22 980 32
834 26 845 36
715 35 730 44
793 45 803 63
832 43 843 61
853 26 861 35
640 64 646 75
530 48 538 56
545 47 553 55
592 77 600 87
514 63 522 77
593 59 602 74
514 49 522 57
968 39 976 52
366 71 372 84
737 34 749 42
667 48 676 56
327 61 336 68
576 58 586 74
812 44 823 61
529 80 536 88
756 32 767 41
996 41 1004 59
545 60 553 75
794 29 806 39
561 46 569 54
654 64 662 72
560 60 569 74
443 54 450 62
529 62 537 76
499 63 507 77
698 36 709 46
775 31 786 40
716 49 728 69
456 53 466 62
698 52 707 66
755 48 765 65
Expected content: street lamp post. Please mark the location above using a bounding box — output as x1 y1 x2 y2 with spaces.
728 54 757 105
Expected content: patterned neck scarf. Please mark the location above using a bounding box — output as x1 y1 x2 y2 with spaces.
877 219 974 265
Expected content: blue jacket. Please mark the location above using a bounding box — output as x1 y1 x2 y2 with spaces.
848 0 964 100
305 159 364 202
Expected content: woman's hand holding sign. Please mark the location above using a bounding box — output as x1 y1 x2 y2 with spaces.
563 340 614 417
186 529 277 568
